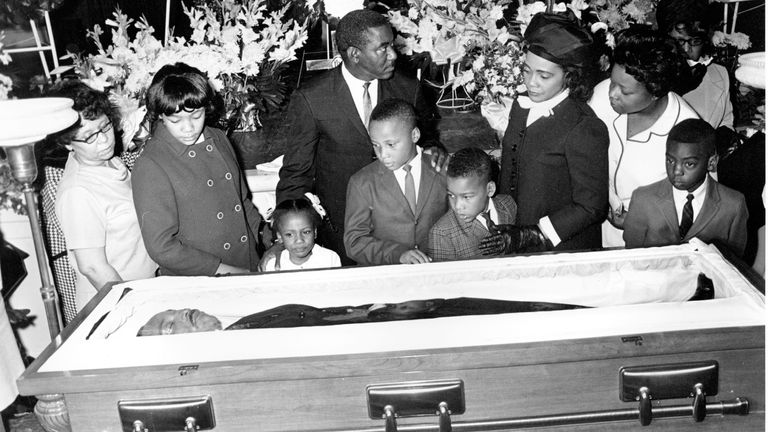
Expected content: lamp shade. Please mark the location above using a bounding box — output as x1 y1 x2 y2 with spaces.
0 98 78 147
735 52 765 90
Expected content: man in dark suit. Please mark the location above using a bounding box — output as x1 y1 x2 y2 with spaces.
276 9 439 264
623 119 748 257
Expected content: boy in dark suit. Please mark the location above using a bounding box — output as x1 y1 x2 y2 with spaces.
623 119 748 256
428 148 517 261
344 99 448 265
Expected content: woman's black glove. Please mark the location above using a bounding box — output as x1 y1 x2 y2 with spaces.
479 224 551 255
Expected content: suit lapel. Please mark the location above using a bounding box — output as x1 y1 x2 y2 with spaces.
709 66 727 93
654 182 680 237
376 163 412 214
331 67 369 139
416 154 438 217
493 196 515 224
685 177 720 241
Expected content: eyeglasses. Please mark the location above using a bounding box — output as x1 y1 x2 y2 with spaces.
71 121 113 144
675 37 704 47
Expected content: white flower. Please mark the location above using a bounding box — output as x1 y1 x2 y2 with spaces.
711 31 726 47
605 32 616 48
591 22 608 33
489 5 504 20
303 192 326 218
0 73 12 100
553 3 567 13
388 10 419 35
568 0 589 19
516 1 546 33
727 32 752 50
472 54 486 71
242 44 266 73
241 28 259 44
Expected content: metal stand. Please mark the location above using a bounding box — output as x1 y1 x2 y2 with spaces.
21 185 61 339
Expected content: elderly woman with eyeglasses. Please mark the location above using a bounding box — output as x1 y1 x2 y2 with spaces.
48 80 157 312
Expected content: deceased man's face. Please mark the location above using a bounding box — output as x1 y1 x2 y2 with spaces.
138 309 222 336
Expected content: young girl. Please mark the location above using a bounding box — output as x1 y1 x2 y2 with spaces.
132 62 263 276
263 199 341 271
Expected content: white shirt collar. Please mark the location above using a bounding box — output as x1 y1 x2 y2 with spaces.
517 89 570 127
341 64 378 125
392 147 423 200
687 56 713 67
672 174 709 223
474 197 499 230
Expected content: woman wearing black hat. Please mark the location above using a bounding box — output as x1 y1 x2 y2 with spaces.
480 13 609 256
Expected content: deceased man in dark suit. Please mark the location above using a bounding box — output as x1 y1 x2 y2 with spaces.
275 9 439 264
136 275 715 336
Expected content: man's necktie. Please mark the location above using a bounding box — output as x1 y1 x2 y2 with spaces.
404 164 416 215
480 210 494 231
362 82 372 127
679 194 694 239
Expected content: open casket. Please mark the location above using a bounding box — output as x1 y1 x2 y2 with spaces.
18 241 765 431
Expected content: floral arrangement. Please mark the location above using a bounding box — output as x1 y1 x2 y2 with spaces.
712 31 751 51
64 0 314 139
454 39 526 104
388 0 517 66
388 0 523 106
587 0 656 31
0 32 12 100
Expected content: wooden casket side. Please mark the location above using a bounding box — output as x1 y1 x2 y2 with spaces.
36 326 765 431
17 243 766 431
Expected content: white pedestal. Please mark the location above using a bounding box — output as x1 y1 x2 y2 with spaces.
0 208 52 357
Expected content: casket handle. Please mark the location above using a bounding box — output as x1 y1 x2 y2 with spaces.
437 401 452 432
132 420 146 432
638 387 651 426
384 405 397 432
619 360 718 426
185 416 197 431
692 383 707 422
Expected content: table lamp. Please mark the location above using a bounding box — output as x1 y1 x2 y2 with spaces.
0 97 78 339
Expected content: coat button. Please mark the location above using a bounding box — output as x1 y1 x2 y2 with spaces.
217 212 224 220
225 172 232 180
207 179 214 187
206 144 213 152
223 242 231 250
188 150 196 158
240 235 248 243
234 204 242 212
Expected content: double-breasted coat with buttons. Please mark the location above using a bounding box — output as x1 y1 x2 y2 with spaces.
132 123 262 276
498 95 609 251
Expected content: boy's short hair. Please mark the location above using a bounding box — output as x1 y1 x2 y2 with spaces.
369 98 417 130
448 147 494 183
335 10 390 61
667 118 716 156
146 62 218 119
